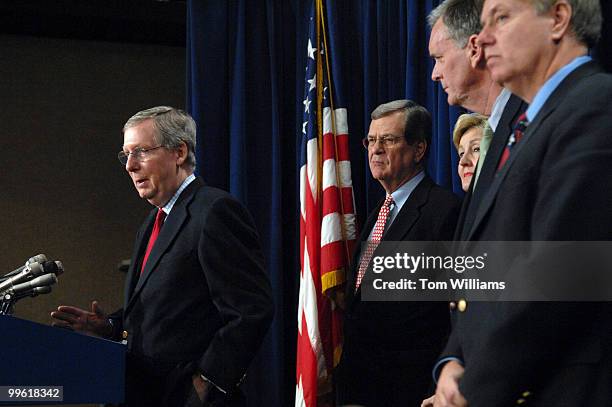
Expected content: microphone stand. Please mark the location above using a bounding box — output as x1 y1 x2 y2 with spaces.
0 292 16 315
0 286 52 315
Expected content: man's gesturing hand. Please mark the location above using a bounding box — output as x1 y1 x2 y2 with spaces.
51 300 112 338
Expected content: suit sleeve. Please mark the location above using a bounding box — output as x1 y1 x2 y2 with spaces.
433 193 464 377
108 308 124 341
195 196 274 391
435 195 461 241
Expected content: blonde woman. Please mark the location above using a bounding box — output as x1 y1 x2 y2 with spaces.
452 113 488 192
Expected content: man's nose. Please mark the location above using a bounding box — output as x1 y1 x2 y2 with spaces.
476 25 493 47
431 62 441 81
370 139 386 153
125 154 139 171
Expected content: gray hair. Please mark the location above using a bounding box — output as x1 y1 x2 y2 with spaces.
531 0 601 48
428 0 483 48
371 99 432 156
123 106 197 169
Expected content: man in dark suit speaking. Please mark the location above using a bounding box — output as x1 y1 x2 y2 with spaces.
335 100 460 407
51 106 274 407
433 1 612 405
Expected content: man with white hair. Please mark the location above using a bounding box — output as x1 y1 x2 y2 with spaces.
428 0 527 240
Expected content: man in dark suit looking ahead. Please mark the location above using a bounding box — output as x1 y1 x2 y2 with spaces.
52 106 274 407
433 1 612 406
424 2 528 405
336 100 460 407
428 0 527 241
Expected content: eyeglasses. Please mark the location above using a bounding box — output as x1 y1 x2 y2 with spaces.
117 146 164 165
362 135 404 149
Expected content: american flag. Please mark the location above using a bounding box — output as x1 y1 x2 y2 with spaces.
296 1 357 406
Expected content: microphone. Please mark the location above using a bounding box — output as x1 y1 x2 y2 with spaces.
0 260 64 294
9 273 58 296
0 262 44 293
41 260 64 277
0 260 63 285
2 254 47 279
31 286 52 296
12 286 53 301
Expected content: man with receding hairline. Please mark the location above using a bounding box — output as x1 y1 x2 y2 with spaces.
424 4 527 400
431 1 612 406
428 0 527 240
336 100 460 407
52 106 274 407
429 0 498 113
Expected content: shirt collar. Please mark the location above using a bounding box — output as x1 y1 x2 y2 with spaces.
389 170 425 211
526 55 591 122
160 173 196 215
488 88 512 132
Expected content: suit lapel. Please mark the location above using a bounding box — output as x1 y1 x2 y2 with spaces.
124 177 203 316
481 95 525 189
466 106 553 241
459 94 526 240
383 176 431 242
347 176 432 306
466 62 600 241
123 211 156 308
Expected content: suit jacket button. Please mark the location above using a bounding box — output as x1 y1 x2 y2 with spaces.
458 299 467 312
122 330 129 340
522 391 531 398
516 398 526 405
449 301 457 310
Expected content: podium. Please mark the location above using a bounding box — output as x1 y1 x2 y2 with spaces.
0 315 125 404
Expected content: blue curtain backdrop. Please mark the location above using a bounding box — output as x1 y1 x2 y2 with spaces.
187 1 462 405
186 2 612 406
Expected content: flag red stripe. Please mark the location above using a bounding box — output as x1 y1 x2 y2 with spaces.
297 310 318 406
335 134 350 161
322 186 341 216
320 240 347 273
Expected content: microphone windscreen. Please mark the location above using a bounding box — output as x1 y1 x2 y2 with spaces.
41 261 64 276
28 254 47 264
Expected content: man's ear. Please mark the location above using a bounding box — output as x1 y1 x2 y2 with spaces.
176 142 188 166
467 33 485 69
414 140 427 163
550 0 572 42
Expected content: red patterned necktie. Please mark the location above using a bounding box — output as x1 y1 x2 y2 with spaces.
498 112 529 171
140 208 166 274
355 195 394 292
